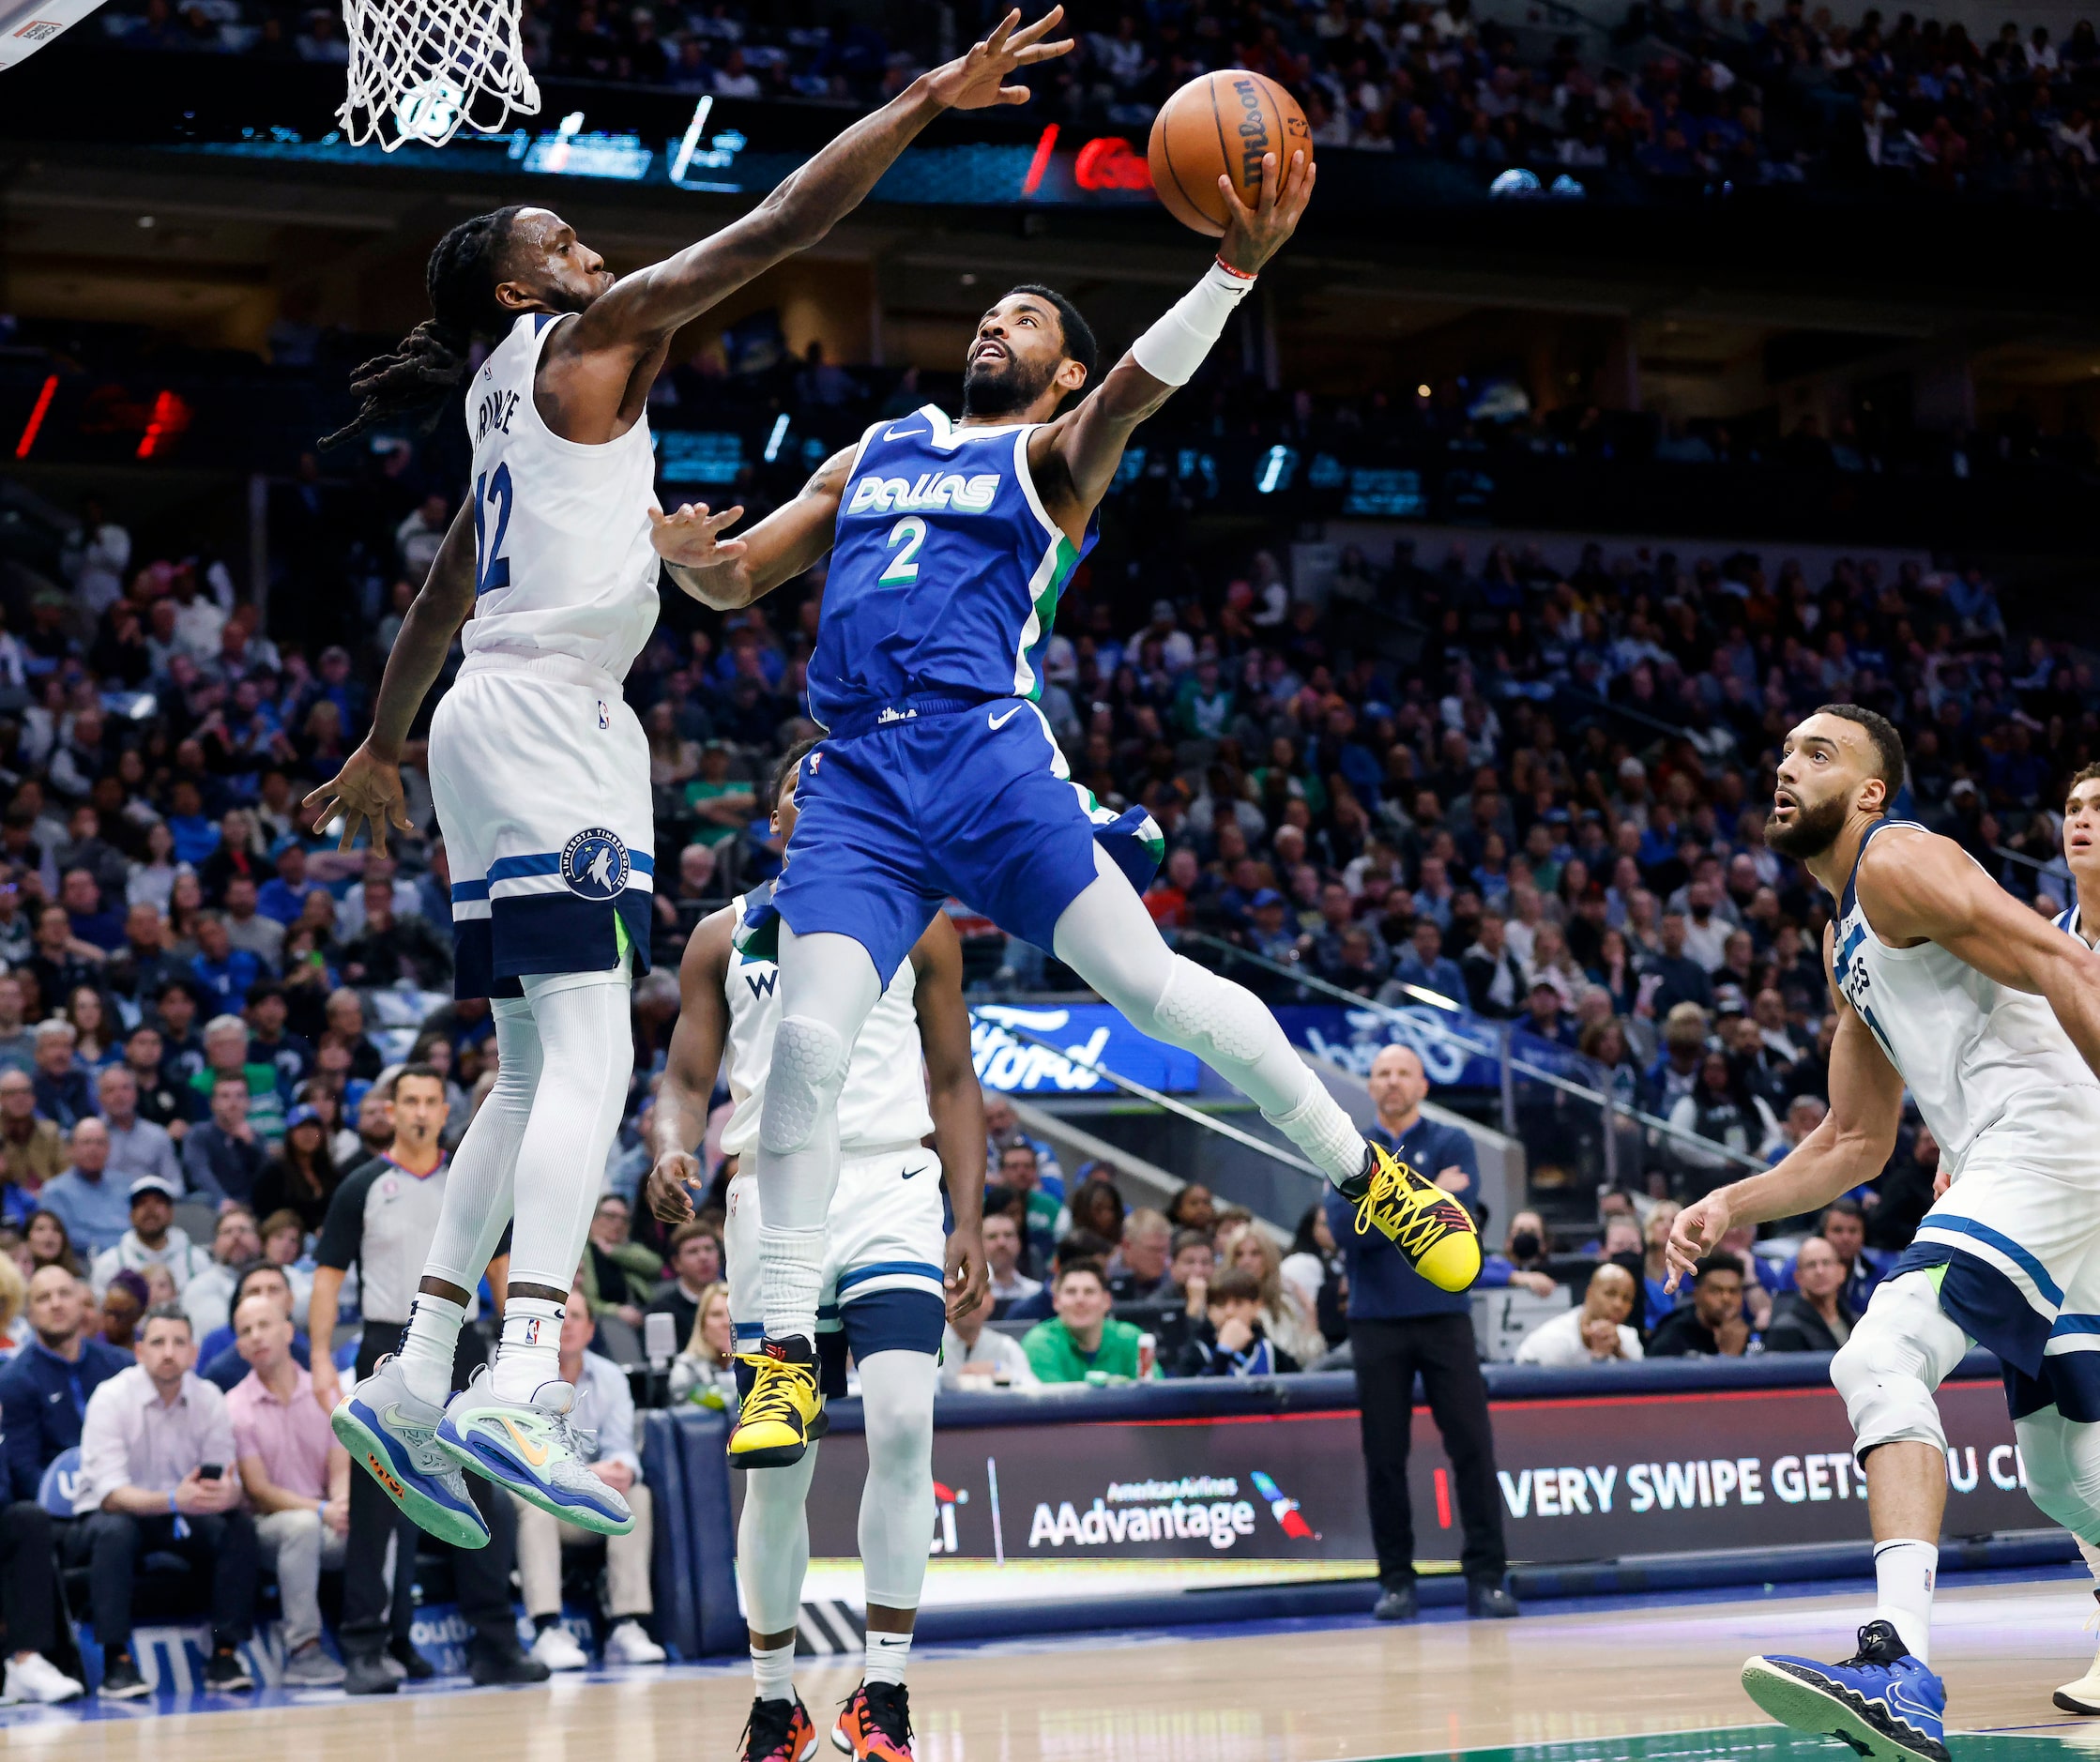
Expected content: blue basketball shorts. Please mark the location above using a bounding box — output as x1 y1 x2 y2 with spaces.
429 652 655 1000
760 696 1164 985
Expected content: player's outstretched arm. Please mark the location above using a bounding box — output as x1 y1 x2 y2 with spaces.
567 9 1070 358
301 503 475 854
1860 828 2100 1081
1666 983 1904 1288
1037 148 1315 525
910 914 989 1320
647 907 738 1225
652 445 853 610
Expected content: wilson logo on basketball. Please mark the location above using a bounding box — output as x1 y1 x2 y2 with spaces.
1230 76 1270 187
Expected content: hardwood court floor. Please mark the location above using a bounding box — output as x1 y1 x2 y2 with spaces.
26 1576 2100 1762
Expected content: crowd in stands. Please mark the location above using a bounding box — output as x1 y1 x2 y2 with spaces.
0 246 2090 1678
78 0 2100 203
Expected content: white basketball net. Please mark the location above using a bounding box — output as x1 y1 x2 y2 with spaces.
337 0 540 151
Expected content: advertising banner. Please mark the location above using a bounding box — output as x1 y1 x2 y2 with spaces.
969 1004 1201 1095
1272 1003 1589 1093
763 1377 2033 1603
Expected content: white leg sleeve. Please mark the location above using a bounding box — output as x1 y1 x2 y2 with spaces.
2016 1407 2100 1546
422 996 540 1289
856 1350 937 1613
1051 845 1367 1185
1830 1270 1971 1463
738 1443 820 1635
753 926 883 1341
505 968 635 1291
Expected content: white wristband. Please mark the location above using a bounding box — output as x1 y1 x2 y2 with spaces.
1130 260 1257 387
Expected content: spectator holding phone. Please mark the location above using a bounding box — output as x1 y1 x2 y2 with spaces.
68 1301 259 1698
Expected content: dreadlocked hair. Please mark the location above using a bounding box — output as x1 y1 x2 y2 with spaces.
320 205 526 450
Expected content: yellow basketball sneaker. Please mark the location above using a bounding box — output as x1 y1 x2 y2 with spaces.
729 1336 823 1469
1339 1143 1482 1292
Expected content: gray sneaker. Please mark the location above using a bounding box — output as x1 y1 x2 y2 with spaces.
333 1354 492 1549
282 1642 346 1687
436 1366 634 1536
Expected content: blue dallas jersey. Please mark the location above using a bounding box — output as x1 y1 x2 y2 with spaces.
807 404 1097 734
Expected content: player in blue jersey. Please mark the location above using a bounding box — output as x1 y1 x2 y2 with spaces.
652 149 1483 1470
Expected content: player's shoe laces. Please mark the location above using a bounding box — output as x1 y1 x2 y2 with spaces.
743 1695 819 1762
832 1682 913 1762
1742 1619 1949 1762
1336 1144 1481 1293
434 1366 635 1535
332 1354 491 1549
730 1336 823 1470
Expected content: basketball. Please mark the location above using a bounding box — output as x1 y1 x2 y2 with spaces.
1146 69 1313 237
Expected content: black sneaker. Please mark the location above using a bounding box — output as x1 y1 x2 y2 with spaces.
469 1640 552 1686
1373 1583 1419 1622
388 1635 436 1681
344 1652 401 1696
835 1680 914 1762
98 1654 151 1700
1466 1580 1519 1619
204 1648 255 1693
742 1694 818 1762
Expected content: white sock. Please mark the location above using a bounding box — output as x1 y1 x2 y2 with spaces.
1872 1538 1938 1663
1266 1075 1370 1188
494 1297 564 1401
751 1639 795 1703
864 1629 910 1688
760 1225 827 1344
398 1293 465 1405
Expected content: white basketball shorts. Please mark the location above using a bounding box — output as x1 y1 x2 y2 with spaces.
428 649 654 999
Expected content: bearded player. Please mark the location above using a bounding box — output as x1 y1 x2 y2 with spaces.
650 146 1481 1474
647 740 984 1762
304 11 1070 1547
1670 705 2100 1761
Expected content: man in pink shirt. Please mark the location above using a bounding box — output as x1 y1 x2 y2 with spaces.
228 1290 349 1686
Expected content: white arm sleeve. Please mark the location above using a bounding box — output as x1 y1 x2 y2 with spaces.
1130 261 1257 387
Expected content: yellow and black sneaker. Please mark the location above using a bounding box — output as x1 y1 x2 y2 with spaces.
730 1336 823 1470
1338 1143 1481 1292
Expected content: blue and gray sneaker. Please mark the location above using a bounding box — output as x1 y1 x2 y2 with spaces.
434 1366 635 1536
1742 1618 1949 1762
332 1355 491 1550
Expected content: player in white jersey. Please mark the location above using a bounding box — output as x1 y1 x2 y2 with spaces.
2054 764 2100 950
302 10 1070 1551
647 739 984 1762
1668 706 2100 1761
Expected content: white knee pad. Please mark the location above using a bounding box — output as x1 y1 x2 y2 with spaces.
1153 960 1270 1065
1831 1272 1964 1462
759 1016 849 1154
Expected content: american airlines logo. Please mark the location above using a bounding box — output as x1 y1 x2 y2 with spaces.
847 472 999 515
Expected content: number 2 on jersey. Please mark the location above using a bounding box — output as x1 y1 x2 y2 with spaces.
879 515 925 585
474 463 513 596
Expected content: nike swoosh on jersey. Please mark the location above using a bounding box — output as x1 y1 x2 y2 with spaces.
884 426 921 440
988 706 1024 730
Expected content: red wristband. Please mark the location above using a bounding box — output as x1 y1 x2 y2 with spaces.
1213 256 1257 281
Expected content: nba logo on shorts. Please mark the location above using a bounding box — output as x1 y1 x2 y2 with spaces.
597 699 610 730
561 828 631 900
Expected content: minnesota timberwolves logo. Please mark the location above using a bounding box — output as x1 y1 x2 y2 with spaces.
560 828 630 900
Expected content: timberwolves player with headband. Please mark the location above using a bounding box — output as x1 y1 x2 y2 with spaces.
301 11 1074 1548
651 146 1482 1473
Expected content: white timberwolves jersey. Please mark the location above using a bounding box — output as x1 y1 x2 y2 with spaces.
462 312 661 680
720 885 936 1157
1832 818 2098 1174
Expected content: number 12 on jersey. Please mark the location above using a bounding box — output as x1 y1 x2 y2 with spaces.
474 463 513 596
